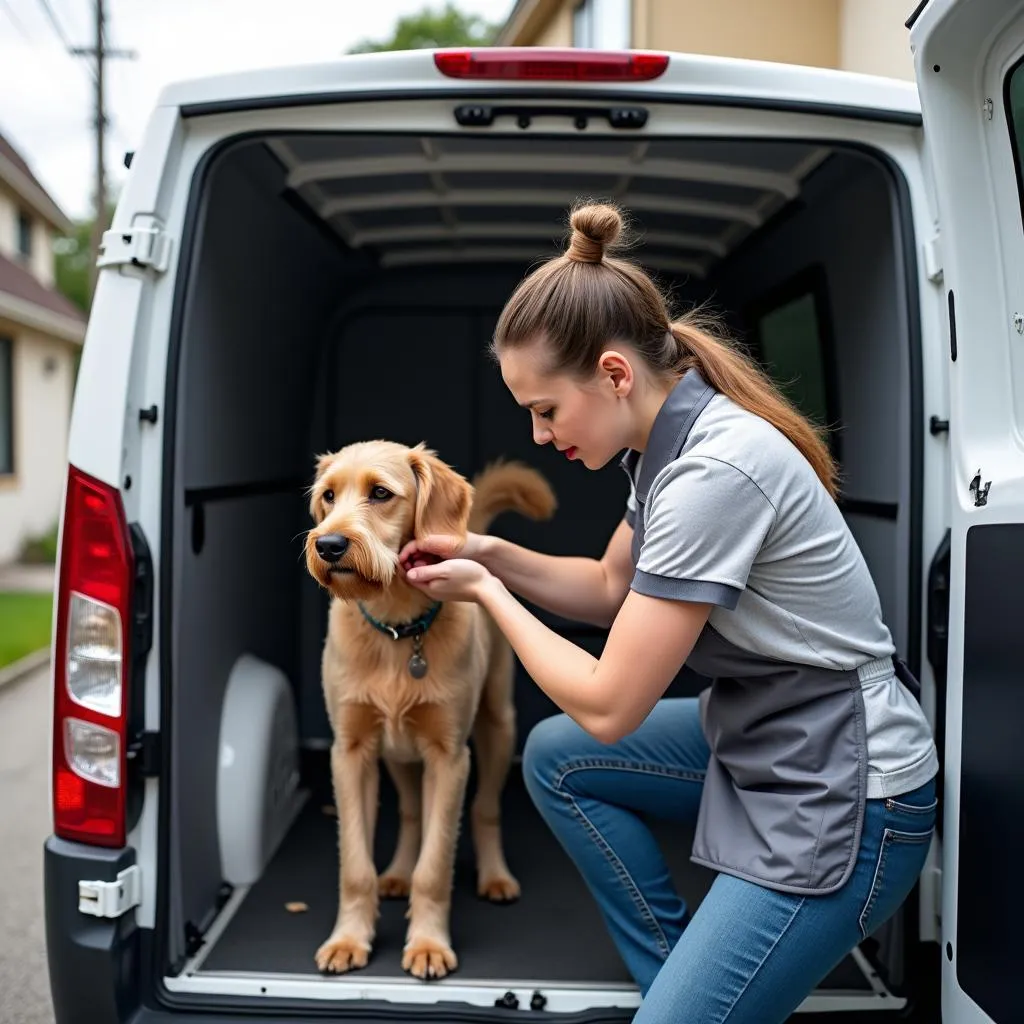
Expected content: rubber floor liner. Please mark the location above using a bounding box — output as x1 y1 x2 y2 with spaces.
201 768 870 991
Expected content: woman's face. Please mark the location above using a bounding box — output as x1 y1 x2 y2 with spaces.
498 342 634 470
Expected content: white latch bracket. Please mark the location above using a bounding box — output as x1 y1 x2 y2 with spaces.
97 215 172 274
923 232 943 283
79 864 142 918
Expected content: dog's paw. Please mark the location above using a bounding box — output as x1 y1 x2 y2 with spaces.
478 873 521 903
315 934 371 975
402 936 458 980
378 873 411 899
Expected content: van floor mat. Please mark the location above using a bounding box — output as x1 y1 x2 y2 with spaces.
200 769 870 990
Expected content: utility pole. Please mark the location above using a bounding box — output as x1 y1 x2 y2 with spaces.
71 0 135 301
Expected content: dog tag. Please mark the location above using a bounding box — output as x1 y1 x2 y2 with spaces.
408 634 428 679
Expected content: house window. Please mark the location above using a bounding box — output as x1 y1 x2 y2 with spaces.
16 211 32 260
0 338 13 475
572 0 630 49
745 268 838 453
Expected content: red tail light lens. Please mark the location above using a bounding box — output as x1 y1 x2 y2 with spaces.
52 465 134 847
433 49 670 82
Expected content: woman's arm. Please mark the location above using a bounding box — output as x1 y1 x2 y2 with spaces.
403 520 636 628
479 520 635 627
475 574 711 743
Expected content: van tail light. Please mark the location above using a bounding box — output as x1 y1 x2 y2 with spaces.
433 49 670 82
52 465 134 847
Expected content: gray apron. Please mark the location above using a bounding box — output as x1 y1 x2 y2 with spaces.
624 371 874 896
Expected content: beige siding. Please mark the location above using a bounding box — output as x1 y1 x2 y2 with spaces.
0 328 75 563
644 0 840 67
0 189 16 264
535 2 574 46
31 220 54 288
839 0 915 81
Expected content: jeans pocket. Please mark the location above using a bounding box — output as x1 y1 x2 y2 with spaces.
858 827 934 940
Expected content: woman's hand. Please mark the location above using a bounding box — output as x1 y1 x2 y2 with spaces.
404 557 495 603
399 532 486 572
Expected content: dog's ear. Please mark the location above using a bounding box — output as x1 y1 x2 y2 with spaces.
309 452 335 522
408 444 473 539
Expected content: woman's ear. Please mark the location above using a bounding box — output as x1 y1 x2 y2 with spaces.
407 444 474 539
597 349 634 397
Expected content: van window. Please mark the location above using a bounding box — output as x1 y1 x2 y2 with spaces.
1007 57 1024 224
745 268 838 449
0 337 12 474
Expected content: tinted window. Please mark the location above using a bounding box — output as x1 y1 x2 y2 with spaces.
746 269 837 448
1008 59 1024 225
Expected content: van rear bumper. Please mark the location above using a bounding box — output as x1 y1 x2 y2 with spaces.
44 835 140 1024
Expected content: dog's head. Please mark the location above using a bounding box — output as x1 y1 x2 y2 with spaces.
305 439 473 599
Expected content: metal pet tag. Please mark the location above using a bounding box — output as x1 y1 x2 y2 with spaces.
408 635 428 679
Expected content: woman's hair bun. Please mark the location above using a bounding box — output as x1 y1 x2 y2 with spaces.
566 202 623 264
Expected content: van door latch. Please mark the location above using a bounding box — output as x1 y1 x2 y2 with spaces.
969 470 991 507
79 865 142 918
97 216 172 274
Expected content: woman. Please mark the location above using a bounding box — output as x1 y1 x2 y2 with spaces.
401 202 938 1023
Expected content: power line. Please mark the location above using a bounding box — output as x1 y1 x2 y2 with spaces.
0 0 32 42
35 0 74 51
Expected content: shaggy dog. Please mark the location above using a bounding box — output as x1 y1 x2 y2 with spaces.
305 440 555 980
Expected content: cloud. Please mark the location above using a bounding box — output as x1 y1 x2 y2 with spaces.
0 0 514 222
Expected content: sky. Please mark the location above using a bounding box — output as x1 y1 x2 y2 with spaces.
0 0 516 222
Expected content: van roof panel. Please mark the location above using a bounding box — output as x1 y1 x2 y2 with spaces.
158 49 921 123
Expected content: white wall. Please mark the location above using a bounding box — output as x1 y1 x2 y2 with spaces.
0 185 56 284
839 0 917 81
0 330 75 563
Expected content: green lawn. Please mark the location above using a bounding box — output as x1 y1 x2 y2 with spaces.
0 592 53 669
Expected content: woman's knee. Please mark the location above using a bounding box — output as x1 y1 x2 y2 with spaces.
522 713 588 797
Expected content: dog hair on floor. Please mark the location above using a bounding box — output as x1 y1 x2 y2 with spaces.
304 440 556 980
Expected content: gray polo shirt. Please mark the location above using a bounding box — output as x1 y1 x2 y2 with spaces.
625 391 937 800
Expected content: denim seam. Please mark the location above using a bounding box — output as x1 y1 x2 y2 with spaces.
858 827 933 939
552 760 706 960
720 894 806 1024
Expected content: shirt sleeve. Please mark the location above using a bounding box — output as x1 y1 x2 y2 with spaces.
632 456 777 609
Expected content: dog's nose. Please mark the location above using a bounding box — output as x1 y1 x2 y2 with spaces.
315 534 349 563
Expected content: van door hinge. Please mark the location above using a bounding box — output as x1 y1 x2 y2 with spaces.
97 215 172 274
79 865 141 918
923 232 943 282
127 731 161 777
970 469 991 507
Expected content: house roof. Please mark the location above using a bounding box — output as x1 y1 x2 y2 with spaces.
0 131 74 235
0 251 86 344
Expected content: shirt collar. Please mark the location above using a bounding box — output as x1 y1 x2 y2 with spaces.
620 368 715 503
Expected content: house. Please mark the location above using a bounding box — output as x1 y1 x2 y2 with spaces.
0 131 86 565
496 0 917 82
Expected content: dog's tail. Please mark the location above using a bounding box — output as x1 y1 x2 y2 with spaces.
469 460 557 535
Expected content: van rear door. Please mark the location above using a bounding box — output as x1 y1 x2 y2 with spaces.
910 1 1024 1021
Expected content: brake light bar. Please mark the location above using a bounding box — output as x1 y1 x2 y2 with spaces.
434 49 670 82
52 465 134 848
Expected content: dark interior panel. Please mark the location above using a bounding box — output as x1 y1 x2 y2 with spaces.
956 523 1024 1021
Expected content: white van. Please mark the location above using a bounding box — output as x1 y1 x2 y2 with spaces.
41 0 1024 1020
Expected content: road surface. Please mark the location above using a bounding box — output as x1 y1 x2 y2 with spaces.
0 665 56 1024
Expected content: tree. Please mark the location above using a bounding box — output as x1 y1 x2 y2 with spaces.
53 220 93 315
347 2 499 53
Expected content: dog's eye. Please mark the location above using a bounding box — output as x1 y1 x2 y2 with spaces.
322 489 334 504
369 485 393 502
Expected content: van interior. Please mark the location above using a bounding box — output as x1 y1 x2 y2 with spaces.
158 126 921 1016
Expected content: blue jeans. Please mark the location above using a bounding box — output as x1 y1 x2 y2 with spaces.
522 698 937 1024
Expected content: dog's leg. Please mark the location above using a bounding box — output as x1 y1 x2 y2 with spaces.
471 636 521 902
379 758 422 898
402 743 470 980
316 711 380 975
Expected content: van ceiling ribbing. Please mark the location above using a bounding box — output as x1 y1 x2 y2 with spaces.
265 134 831 279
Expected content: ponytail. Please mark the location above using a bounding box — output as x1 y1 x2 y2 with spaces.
669 311 838 499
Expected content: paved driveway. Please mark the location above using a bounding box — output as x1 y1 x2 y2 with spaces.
0 665 56 1024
